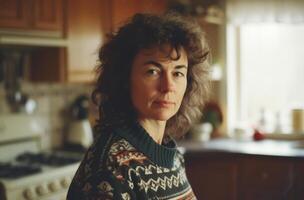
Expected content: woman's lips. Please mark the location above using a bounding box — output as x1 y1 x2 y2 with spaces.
154 100 175 108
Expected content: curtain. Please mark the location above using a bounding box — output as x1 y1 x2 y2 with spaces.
227 0 304 24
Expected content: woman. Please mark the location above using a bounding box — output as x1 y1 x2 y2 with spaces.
67 12 210 200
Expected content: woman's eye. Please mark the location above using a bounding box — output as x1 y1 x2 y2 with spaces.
174 71 185 77
146 69 159 75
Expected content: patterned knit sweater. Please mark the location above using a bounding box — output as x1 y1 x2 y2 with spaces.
67 122 196 200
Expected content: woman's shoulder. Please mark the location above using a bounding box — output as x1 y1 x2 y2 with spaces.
90 125 148 166
106 137 148 167
96 125 142 155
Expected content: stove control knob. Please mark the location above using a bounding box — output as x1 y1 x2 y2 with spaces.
49 180 61 192
23 188 36 200
61 177 71 188
36 184 48 196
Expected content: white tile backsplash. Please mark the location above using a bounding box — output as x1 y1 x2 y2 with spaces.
0 81 93 149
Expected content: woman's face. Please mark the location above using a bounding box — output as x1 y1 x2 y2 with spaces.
130 45 188 122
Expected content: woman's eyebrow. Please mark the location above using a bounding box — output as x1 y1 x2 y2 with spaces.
143 61 162 68
143 61 188 69
175 65 188 70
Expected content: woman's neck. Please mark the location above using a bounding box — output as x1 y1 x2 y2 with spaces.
137 118 166 144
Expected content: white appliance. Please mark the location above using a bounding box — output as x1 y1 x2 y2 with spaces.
65 94 93 149
0 114 82 200
66 119 93 148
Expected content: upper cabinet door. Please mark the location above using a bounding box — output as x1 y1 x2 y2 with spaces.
0 0 31 29
34 0 64 30
66 0 103 83
32 0 64 31
0 0 65 37
110 0 167 32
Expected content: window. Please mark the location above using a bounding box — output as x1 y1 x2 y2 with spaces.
227 24 304 134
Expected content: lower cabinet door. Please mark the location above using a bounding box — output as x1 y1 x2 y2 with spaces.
185 154 238 200
295 163 304 200
238 157 295 200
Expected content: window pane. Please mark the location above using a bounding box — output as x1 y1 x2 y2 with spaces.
240 24 304 131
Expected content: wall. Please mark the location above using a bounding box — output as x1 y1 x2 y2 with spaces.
0 81 93 149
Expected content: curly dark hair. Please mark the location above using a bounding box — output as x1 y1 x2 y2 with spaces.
92 12 211 138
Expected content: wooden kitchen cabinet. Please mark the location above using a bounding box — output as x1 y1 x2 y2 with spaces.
65 0 104 83
32 0 64 32
24 0 102 83
65 0 167 83
29 47 67 82
18 0 177 83
185 154 238 200
295 162 304 199
0 0 65 37
0 0 30 29
238 157 294 200
184 152 301 200
109 0 167 32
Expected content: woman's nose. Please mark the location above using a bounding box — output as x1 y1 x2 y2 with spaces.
160 73 175 93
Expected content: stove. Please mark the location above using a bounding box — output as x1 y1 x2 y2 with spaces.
0 114 83 200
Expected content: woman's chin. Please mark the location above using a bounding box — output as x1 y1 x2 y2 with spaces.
150 112 175 121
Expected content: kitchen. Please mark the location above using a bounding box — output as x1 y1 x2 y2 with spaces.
1 0 304 200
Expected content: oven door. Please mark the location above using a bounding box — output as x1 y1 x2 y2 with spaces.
0 163 79 200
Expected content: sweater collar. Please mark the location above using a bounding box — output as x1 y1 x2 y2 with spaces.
114 121 177 168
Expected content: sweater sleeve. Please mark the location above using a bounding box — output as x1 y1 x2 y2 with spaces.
67 168 137 200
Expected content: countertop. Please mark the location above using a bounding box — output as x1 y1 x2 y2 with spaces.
178 138 304 158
